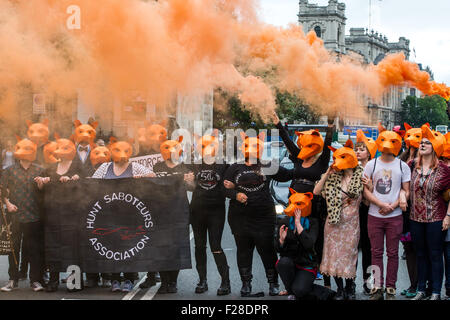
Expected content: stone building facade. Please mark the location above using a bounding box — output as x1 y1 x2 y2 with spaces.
298 0 420 129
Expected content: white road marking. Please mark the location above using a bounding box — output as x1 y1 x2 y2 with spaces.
122 276 146 300
140 283 161 300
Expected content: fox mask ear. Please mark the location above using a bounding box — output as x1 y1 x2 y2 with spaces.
304 192 314 200
109 136 118 144
26 120 33 128
289 188 297 195
328 146 337 152
378 122 387 133
240 131 247 142
15 135 23 142
344 139 354 149
54 133 61 140
74 120 82 128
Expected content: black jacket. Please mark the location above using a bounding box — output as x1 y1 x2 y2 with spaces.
276 216 319 269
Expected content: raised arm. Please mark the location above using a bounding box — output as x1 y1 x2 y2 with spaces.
272 112 300 158
319 120 335 166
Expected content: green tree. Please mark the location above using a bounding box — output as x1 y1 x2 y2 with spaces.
400 95 449 128
275 90 321 124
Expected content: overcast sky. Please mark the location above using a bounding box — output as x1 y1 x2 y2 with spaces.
259 0 450 85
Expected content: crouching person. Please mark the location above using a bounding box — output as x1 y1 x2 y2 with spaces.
276 190 335 300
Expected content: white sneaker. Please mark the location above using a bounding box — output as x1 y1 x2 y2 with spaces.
1 280 18 292
101 279 111 288
31 282 44 292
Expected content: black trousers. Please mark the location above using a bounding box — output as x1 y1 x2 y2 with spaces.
9 221 44 283
358 202 372 282
276 257 334 300
228 204 278 279
190 203 228 279
233 231 277 273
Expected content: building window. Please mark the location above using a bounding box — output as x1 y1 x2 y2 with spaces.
314 26 322 38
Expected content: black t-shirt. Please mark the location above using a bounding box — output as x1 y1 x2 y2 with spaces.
44 161 82 182
224 161 292 208
276 122 333 193
189 163 228 206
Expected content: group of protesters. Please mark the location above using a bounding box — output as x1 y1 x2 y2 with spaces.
0 114 449 301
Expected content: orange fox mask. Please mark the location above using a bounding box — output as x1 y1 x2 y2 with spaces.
196 133 219 160
90 146 111 167
240 132 265 160
43 141 58 164
295 129 324 160
376 123 403 156
404 123 428 149
26 119 49 147
443 132 450 159
356 129 377 159
73 120 97 145
284 190 313 217
109 138 134 164
421 125 445 157
145 122 167 152
14 137 37 162
53 135 76 161
329 139 358 171
160 136 183 161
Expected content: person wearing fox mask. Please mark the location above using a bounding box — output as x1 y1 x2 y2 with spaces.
398 123 427 299
92 137 154 293
26 119 50 166
408 125 450 300
0 137 46 293
442 132 450 300
363 123 411 300
34 135 81 292
275 191 336 301
188 131 231 295
313 140 364 300
271 112 335 286
136 121 168 289
151 136 195 294
71 120 98 178
223 131 293 297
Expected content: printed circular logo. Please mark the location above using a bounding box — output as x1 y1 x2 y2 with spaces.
235 170 266 193
196 170 221 190
86 192 153 261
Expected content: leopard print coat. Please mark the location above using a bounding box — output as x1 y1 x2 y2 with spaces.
321 165 364 225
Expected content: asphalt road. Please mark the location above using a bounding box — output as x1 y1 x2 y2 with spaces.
1 200 441 301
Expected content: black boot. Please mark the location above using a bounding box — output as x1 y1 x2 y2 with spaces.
334 288 346 300
239 268 252 297
140 272 156 289
195 278 208 294
345 279 356 300
217 267 231 296
214 251 231 296
266 269 280 296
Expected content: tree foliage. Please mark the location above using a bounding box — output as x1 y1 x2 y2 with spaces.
399 95 449 129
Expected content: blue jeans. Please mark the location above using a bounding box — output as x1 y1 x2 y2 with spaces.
410 220 445 294
444 238 450 291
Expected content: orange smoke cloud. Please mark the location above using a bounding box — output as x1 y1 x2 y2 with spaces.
375 53 450 100
0 0 447 127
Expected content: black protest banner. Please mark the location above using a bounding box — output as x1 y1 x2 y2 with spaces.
44 177 191 273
